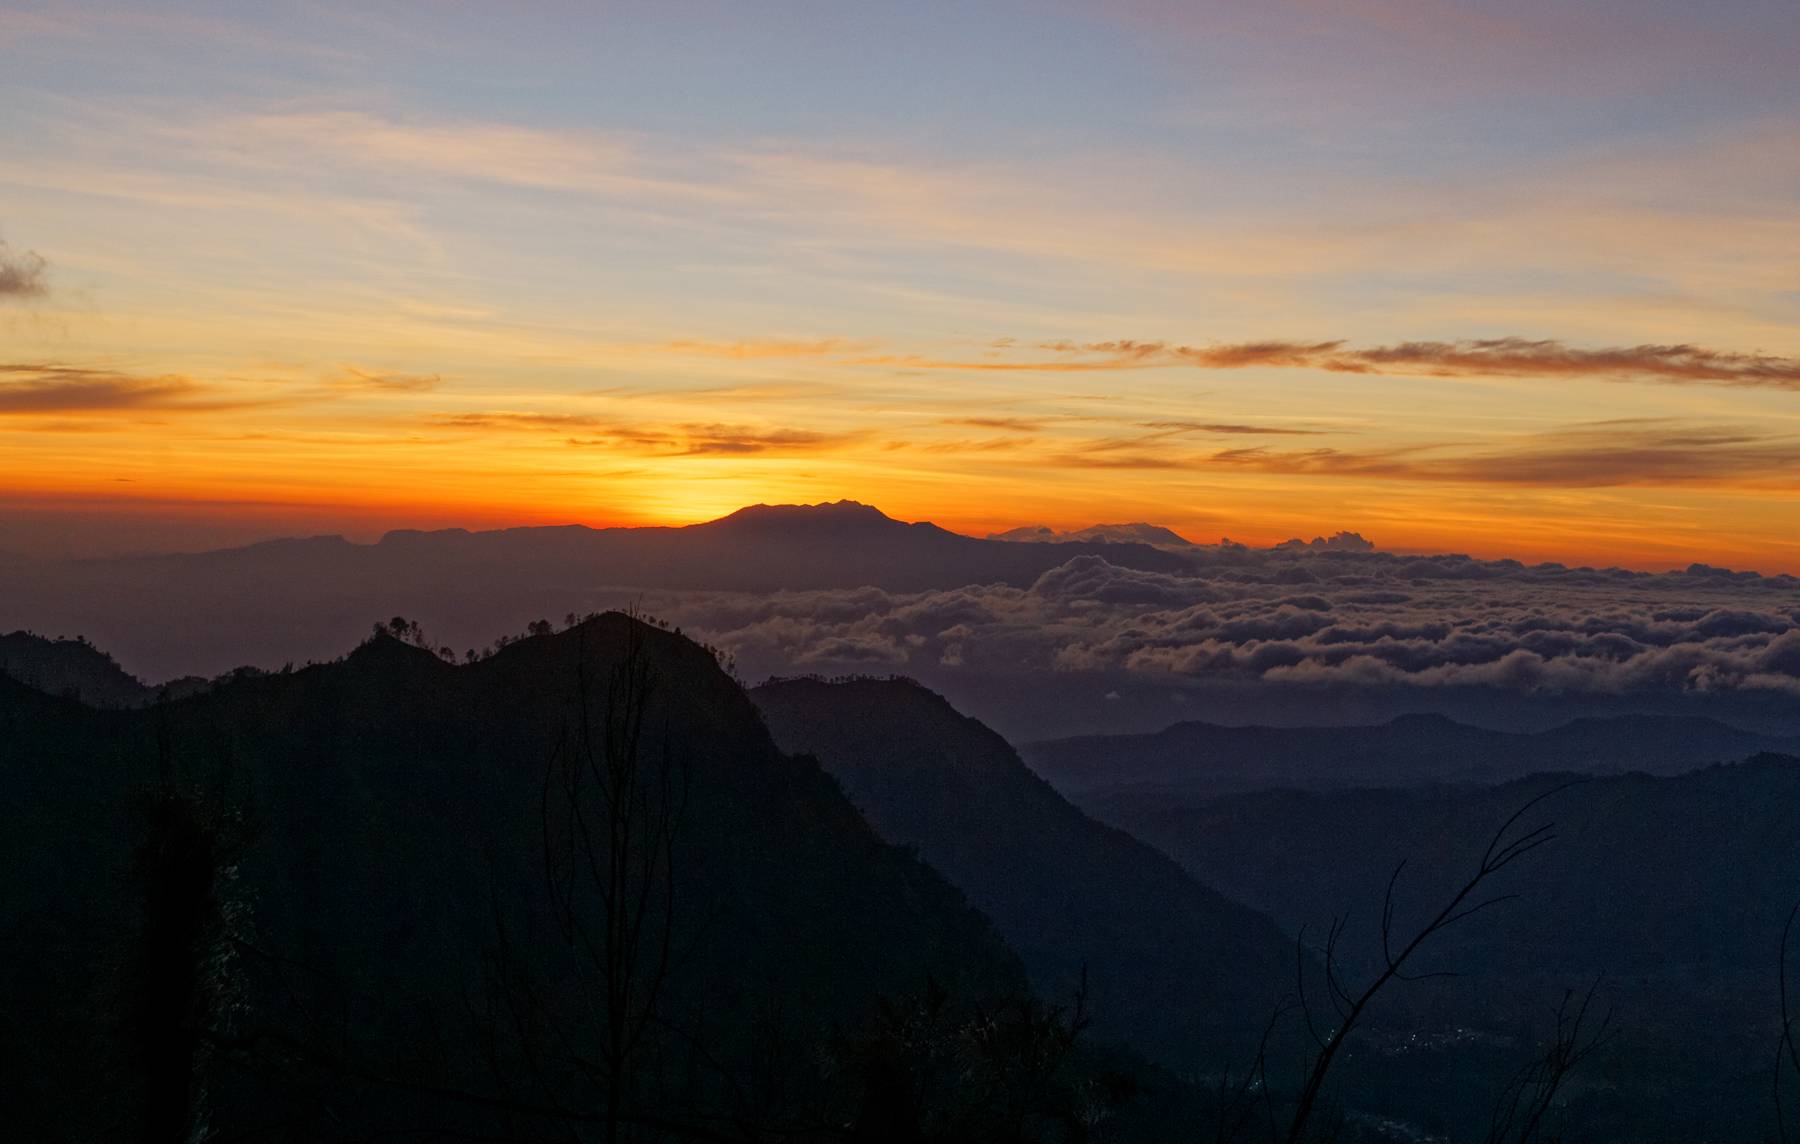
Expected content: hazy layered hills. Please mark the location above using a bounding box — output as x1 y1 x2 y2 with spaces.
1025 711 1800 803
0 500 1185 681
1108 758 1800 983
1089 758 1800 1139
1018 708 1800 1136
752 676 1297 1067
1 615 1035 1138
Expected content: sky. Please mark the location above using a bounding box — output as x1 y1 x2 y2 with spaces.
2 0 1799 569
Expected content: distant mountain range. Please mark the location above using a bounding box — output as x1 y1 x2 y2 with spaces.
0 500 1187 681
16 618 1794 806
987 522 1197 547
1024 711 1800 803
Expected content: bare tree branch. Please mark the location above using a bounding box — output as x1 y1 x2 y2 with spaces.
1284 780 1584 1143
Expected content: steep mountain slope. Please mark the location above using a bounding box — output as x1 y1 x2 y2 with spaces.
0 615 1029 1139
1025 712 1800 802
0 500 1187 681
751 676 1297 1068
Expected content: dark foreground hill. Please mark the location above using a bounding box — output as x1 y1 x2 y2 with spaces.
751 676 1297 1069
5 615 1161 1141
1025 712 1800 802
0 629 157 707
16 618 1800 1141
0 500 1186 682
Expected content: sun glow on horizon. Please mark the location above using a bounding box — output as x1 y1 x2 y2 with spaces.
2 2 1797 571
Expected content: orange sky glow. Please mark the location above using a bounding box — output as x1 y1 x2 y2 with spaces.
3 3 1798 571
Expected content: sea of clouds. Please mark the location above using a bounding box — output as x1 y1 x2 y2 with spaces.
628 546 1800 705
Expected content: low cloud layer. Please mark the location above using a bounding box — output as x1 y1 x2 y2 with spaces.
618 543 1800 707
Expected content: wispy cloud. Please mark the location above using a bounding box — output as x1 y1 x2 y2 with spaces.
1063 420 1330 464
663 338 875 359
939 417 1046 431
1046 340 1344 370
656 425 852 457
334 366 441 392
173 110 723 202
1204 423 1800 488
436 410 857 457
1304 339 1800 388
436 411 606 431
0 363 388 415
917 436 1038 455
540 333 1800 392
1138 420 1327 437
28 100 1800 323
888 337 1800 390
842 351 1154 373
1053 452 1196 471
0 364 205 413
0 240 48 299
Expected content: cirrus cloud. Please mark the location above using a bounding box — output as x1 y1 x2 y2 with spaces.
435 409 858 457
853 336 1800 391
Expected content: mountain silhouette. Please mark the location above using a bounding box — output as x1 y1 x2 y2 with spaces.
1024 711 1800 802
751 675 1297 1067
0 614 1037 1138
0 501 1187 682
9 616 1797 1139
988 523 1195 547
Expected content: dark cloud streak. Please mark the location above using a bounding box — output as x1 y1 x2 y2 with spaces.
1020 337 1800 389
1207 423 1800 487
0 364 207 413
1139 420 1327 436
0 240 48 299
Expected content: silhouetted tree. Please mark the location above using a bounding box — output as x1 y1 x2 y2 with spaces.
830 971 1125 1144
129 714 252 1143
471 619 694 1143
1774 901 1800 1142
1280 782 1581 1142
1483 977 1612 1144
